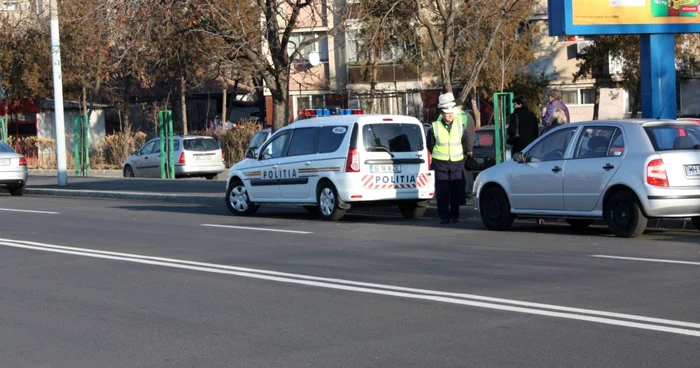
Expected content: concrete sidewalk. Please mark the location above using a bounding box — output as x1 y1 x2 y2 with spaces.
20 174 695 230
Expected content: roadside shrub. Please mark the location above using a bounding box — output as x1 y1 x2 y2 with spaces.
103 126 147 167
193 120 262 166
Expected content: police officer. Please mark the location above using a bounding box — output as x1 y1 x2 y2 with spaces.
427 93 474 224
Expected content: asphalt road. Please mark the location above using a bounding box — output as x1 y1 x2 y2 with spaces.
1 194 699 367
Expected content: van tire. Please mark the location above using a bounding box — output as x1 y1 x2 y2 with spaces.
226 179 259 216
691 217 700 232
479 186 514 231
398 201 427 219
317 182 346 221
605 190 647 238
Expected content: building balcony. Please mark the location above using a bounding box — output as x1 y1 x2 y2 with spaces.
347 63 419 85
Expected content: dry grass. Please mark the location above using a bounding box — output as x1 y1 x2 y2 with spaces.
192 120 262 166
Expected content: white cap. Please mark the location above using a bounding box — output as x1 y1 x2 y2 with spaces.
438 92 456 113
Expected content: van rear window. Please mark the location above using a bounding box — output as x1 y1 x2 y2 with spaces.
183 138 219 152
362 123 424 153
644 125 700 151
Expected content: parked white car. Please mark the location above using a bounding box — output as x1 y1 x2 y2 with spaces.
0 141 28 196
226 115 435 221
123 136 226 179
473 119 700 238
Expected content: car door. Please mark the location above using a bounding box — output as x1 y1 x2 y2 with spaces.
246 130 292 200
507 126 578 211
279 127 319 200
134 140 158 177
564 126 625 212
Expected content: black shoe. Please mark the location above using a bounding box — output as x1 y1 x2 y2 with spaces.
450 218 459 223
440 219 450 224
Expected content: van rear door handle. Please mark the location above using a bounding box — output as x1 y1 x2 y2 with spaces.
304 162 312 166
272 165 278 169
551 166 562 173
603 164 615 171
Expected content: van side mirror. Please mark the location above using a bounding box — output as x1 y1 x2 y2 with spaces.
512 152 526 163
245 147 258 159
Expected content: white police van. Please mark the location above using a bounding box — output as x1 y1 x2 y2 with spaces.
226 114 435 221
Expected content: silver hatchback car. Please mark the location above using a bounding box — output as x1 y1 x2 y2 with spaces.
0 141 28 196
123 136 226 179
474 119 700 238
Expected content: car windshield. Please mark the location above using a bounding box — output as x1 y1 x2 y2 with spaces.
0 142 15 153
362 123 424 153
249 131 269 149
644 125 700 151
183 138 219 152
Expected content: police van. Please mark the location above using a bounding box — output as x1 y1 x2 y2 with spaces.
226 114 435 221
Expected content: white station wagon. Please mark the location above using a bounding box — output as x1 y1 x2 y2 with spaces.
225 115 435 221
474 119 700 238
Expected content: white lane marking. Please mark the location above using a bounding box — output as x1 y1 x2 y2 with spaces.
2 237 700 330
1 238 700 337
0 208 59 215
592 255 700 266
201 224 312 234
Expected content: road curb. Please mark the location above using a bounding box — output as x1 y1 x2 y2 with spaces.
24 188 222 205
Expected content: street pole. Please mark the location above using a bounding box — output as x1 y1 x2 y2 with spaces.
49 0 68 186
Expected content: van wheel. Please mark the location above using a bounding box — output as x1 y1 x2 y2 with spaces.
303 205 319 216
605 190 647 238
398 201 427 219
317 182 346 221
226 179 258 216
566 219 594 230
691 217 700 232
479 186 514 231
9 186 24 196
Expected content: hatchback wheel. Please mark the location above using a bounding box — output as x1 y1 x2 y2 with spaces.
123 165 135 178
479 186 514 231
605 190 647 238
566 219 594 230
226 180 258 216
691 217 700 232
9 186 24 197
398 201 427 219
317 183 346 221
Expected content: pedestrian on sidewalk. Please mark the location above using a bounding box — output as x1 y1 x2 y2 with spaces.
426 92 473 224
507 96 540 154
542 89 570 127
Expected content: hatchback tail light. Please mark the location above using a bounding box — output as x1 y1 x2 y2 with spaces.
19 157 27 166
221 151 225 161
346 148 360 172
179 152 186 164
646 158 669 187
427 151 432 168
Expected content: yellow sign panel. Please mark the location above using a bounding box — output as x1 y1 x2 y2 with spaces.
572 0 700 25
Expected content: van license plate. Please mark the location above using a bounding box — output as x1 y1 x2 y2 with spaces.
685 165 700 177
0 159 9 166
370 164 401 173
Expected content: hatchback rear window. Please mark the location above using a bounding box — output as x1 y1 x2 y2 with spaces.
474 130 494 147
0 142 15 153
183 138 219 152
644 125 700 151
362 123 424 153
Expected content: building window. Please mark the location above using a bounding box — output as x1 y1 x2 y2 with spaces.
580 88 595 105
345 31 363 63
1 1 21 10
288 33 329 64
297 95 325 110
561 90 578 105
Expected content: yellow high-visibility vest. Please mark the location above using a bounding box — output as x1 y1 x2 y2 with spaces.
431 119 464 162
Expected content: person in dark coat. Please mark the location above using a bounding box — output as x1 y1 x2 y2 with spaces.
507 96 540 154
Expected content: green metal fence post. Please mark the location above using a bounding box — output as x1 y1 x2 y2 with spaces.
493 92 514 165
83 114 90 176
73 115 81 176
158 110 174 179
73 114 90 176
0 118 6 143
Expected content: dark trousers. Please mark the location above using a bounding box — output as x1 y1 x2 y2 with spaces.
435 169 463 220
